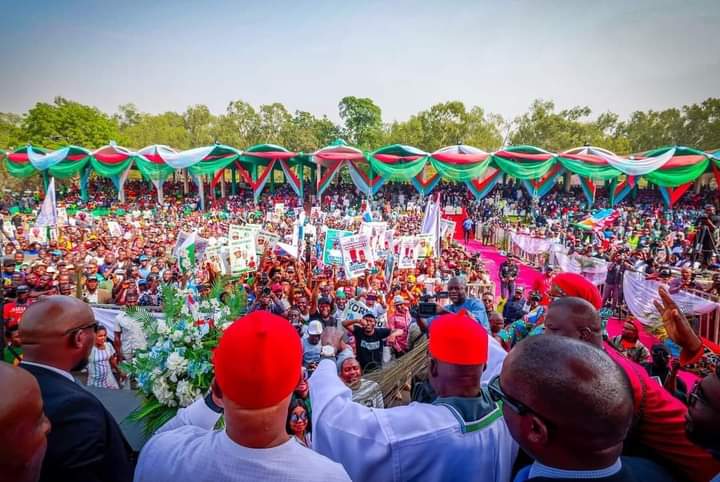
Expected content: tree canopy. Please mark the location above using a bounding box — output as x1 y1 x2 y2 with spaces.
2 96 719 156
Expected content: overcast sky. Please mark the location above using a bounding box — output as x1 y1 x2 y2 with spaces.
1 0 718 123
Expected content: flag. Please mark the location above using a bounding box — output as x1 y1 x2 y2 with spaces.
36 177 57 227
177 231 197 272
361 200 373 223
575 209 619 232
421 193 442 256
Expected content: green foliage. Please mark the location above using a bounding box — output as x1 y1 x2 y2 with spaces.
118 111 191 149
23 96 118 149
509 100 630 153
0 112 25 149
386 101 504 152
338 96 384 149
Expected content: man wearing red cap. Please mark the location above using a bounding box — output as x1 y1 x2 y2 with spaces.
310 313 517 482
134 312 350 482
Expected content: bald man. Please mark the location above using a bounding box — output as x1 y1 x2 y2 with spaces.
544 297 720 482
441 276 489 330
496 335 674 481
0 363 51 482
19 296 134 482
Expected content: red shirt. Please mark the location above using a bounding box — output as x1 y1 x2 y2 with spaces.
3 300 30 329
605 344 720 482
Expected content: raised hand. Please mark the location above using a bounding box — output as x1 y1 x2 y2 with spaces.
653 286 702 354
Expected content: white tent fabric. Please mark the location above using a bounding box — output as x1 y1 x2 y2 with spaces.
622 271 720 326
552 252 608 286
511 233 556 255
594 147 676 176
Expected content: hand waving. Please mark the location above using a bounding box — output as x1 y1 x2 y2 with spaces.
653 286 702 354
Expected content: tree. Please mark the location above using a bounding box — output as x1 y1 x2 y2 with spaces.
385 102 503 152
256 103 292 146
510 99 629 153
0 112 24 149
184 104 215 147
23 97 118 149
338 96 383 149
113 103 142 129
118 111 190 149
211 100 261 147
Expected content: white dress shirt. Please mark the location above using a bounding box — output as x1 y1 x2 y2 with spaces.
309 359 517 482
135 397 350 482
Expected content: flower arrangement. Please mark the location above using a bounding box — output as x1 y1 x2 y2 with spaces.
123 281 247 435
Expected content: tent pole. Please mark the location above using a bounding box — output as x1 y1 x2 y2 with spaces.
231 168 237 195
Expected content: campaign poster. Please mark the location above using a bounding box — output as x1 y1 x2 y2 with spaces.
360 221 387 255
28 226 48 244
398 236 419 269
378 228 394 257
107 221 123 237
339 233 374 279
57 208 68 226
256 231 280 255
205 244 229 275
229 227 257 275
417 233 435 259
440 219 456 239
323 229 353 266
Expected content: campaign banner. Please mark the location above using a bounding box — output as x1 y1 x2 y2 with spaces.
323 229 352 266
416 233 435 259
397 236 418 269
107 221 123 237
379 228 394 257
440 219 456 238
205 244 230 275
57 207 68 226
385 253 395 285
27 226 48 244
339 233 374 279
229 230 257 275
256 231 280 255
360 221 387 255
342 298 372 323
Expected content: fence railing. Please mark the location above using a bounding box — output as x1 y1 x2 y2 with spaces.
685 289 720 345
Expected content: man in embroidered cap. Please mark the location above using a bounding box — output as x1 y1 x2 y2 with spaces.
310 313 517 482
135 311 350 482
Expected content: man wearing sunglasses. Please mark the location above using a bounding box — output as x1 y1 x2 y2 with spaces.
19 296 134 482
686 365 720 479
494 334 674 481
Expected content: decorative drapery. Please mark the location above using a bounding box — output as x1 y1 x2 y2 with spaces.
3 141 717 203
511 233 557 255
623 271 720 326
552 252 608 286
466 169 503 200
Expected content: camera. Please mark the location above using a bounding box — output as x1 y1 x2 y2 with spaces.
418 302 437 317
530 293 541 302
262 287 271 296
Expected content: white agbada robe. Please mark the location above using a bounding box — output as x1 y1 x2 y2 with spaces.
135 397 350 482
309 358 518 482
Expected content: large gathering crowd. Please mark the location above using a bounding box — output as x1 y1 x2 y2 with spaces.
1 177 719 482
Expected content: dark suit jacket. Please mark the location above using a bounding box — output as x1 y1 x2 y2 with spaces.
21 363 134 482
521 456 677 482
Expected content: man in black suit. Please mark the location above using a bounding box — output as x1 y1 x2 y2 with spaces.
492 335 675 482
19 295 134 482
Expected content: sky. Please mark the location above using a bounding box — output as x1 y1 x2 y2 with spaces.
0 0 718 124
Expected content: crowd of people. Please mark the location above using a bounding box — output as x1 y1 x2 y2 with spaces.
1 176 719 482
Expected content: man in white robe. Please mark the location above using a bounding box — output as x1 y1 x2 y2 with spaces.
310 313 518 482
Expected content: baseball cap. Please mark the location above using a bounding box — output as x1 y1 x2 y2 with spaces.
318 296 332 306
308 320 323 336
429 313 488 365
335 290 347 299
213 312 302 409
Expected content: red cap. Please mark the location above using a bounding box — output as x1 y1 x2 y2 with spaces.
429 313 488 365
213 311 301 409
271 283 283 293
552 273 602 309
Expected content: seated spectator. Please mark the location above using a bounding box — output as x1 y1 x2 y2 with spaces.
497 335 675 481
0 363 51 482
337 357 384 408
134 311 350 481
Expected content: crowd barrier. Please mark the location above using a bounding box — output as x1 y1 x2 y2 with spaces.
479 227 720 345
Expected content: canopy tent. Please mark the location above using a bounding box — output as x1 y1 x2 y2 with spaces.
4 141 719 208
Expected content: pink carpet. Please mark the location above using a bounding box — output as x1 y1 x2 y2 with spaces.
466 241 700 385
463 240 544 297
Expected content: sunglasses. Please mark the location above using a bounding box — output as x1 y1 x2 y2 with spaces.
290 412 308 423
488 376 542 418
63 321 99 336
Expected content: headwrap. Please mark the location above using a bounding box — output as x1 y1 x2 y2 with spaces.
551 272 602 309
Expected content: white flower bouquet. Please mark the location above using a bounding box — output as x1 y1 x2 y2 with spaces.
123 281 247 434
